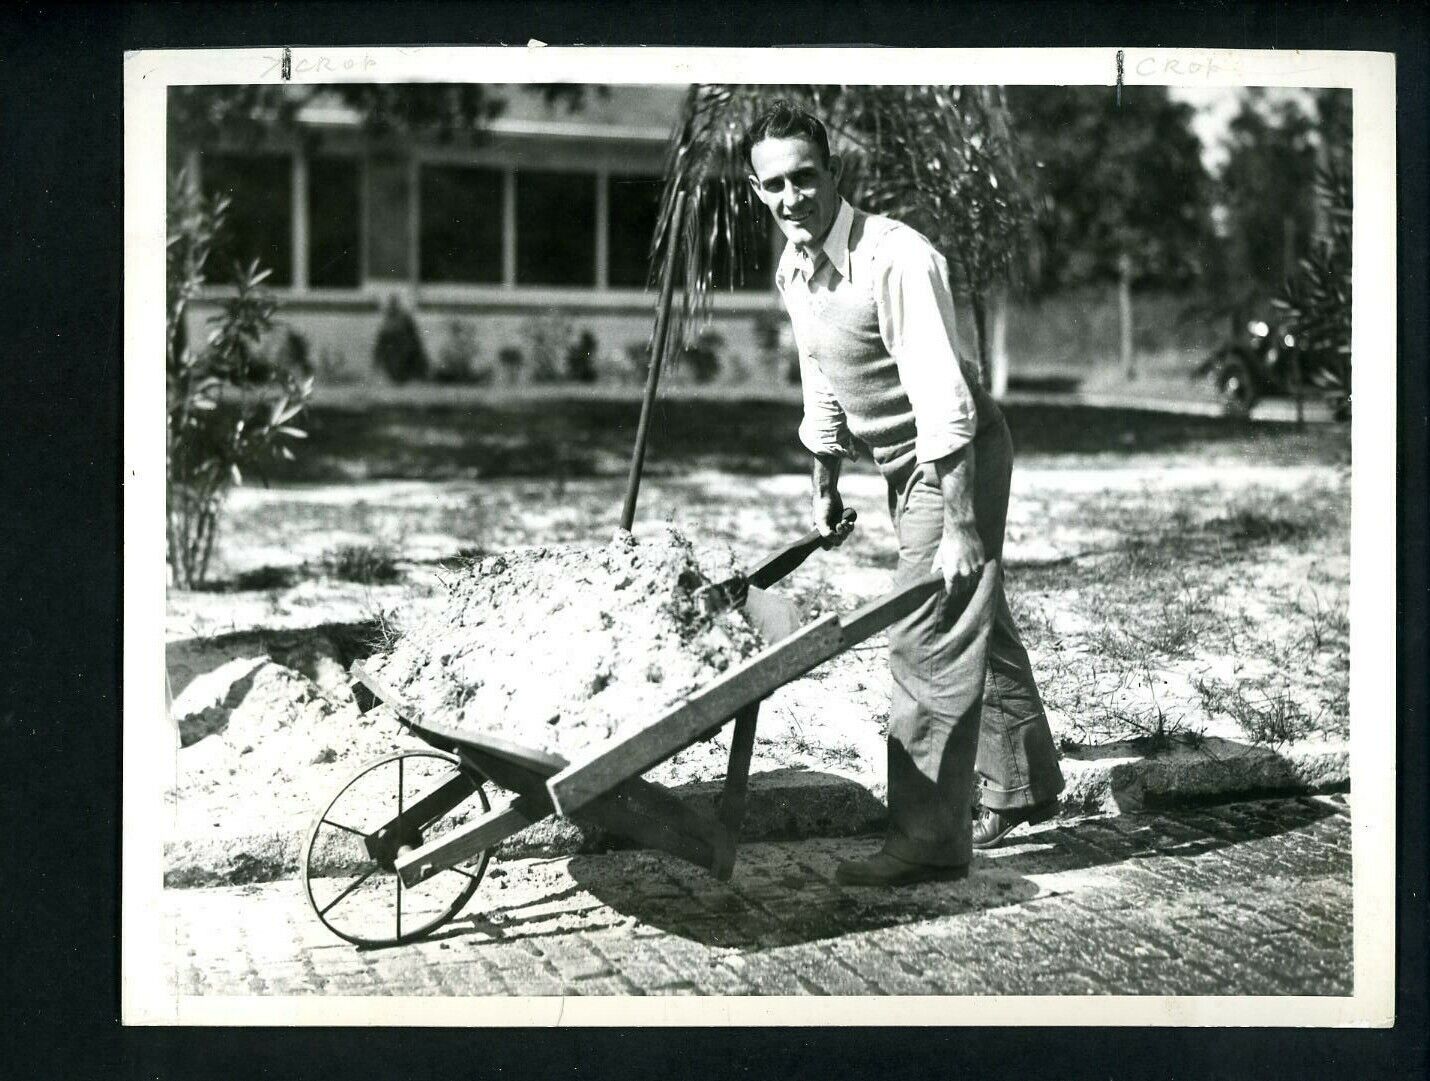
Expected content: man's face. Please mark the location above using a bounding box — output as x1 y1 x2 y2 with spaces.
748 135 842 250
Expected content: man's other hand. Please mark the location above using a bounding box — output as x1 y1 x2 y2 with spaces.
932 521 985 593
813 494 853 547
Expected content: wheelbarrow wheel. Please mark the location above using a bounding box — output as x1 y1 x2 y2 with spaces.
302 749 492 948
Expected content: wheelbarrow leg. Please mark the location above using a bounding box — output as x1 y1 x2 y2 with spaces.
453 745 733 878
589 784 729 873
713 702 760 880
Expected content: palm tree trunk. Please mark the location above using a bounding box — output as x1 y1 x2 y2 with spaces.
1117 253 1135 382
989 283 1010 397
968 289 991 390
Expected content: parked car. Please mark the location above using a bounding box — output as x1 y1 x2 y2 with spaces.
1195 317 1348 420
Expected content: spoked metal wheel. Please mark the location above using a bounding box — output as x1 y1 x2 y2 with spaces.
302 749 492 948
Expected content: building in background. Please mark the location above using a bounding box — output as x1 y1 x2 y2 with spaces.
180 84 788 390
177 82 1341 398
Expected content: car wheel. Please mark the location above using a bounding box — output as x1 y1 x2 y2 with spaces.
1216 357 1257 417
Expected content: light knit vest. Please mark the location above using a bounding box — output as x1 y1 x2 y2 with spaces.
783 209 1001 485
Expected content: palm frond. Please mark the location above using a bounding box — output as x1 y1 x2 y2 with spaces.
651 84 1039 376
1273 156 1352 395
651 85 769 362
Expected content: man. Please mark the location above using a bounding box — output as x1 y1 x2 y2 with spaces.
746 101 1065 886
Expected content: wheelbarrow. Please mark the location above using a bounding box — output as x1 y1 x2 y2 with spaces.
301 516 988 948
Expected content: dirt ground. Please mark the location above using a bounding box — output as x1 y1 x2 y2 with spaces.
164 442 1350 851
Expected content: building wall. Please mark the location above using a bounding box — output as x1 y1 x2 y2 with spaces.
184 91 793 390
184 294 794 390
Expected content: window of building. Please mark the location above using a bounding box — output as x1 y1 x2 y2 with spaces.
202 151 293 287
419 164 504 284
516 169 596 286
307 157 361 289
607 175 664 288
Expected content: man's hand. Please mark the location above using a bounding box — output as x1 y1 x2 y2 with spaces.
931 446 983 593
811 453 852 548
932 519 985 594
813 493 854 547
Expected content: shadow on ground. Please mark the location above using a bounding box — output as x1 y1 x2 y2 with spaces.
264 397 1348 484
546 797 1343 951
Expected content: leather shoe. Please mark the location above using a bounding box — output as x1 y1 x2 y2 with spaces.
834 850 970 887
971 799 1057 849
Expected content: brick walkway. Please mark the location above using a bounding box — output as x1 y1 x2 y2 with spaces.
162 795 1351 997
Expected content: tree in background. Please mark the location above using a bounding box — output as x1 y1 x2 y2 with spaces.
168 83 602 155
1218 90 1321 306
1003 85 1217 296
850 86 1036 389
652 84 1036 390
1000 85 1217 380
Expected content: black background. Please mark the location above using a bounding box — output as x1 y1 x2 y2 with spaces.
1 2 1425 1078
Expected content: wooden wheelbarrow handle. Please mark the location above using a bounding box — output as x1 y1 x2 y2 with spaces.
747 508 858 590
839 558 1002 649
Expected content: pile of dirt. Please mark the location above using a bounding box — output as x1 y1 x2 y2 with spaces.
170 653 406 827
369 526 766 758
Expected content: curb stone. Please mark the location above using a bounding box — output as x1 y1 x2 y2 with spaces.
162 738 1347 888
1056 736 1348 814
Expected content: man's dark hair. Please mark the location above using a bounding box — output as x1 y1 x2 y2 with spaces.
743 99 831 167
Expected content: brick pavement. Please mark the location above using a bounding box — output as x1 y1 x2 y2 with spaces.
161 795 1352 997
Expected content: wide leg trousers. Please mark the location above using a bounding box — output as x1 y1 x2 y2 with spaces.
881 416 1065 868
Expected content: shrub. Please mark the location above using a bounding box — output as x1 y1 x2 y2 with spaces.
258 324 313 382
676 328 725 384
1274 159 1352 417
372 296 429 384
166 167 312 589
565 329 600 383
753 310 800 383
519 312 573 383
752 310 783 353
433 318 491 384
317 346 358 385
624 340 650 383
498 346 524 385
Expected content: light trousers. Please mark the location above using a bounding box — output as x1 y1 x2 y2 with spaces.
881 416 1065 868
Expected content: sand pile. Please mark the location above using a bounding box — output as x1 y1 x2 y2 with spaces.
170 655 410 827
370 526 766 757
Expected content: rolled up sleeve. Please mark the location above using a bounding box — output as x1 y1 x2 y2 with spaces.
875 234 978 463
797 349 857 460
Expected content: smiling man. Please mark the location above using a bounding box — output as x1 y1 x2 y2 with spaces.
746 100 1065 886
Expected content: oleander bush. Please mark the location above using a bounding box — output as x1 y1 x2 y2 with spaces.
166 167 312 588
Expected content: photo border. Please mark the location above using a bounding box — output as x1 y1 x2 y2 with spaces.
122 44 1398 1029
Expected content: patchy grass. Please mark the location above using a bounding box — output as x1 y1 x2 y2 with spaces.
1056 697 1195 754
823 741 863 767
1207 508 1321 546
434 545 492 569
321 543 403 584
197 564 305 593
1010 473 1349 751
1195 677 1319 748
